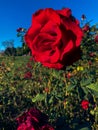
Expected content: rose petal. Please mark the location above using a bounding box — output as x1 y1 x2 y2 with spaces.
33 8 60 25
56 8 72 17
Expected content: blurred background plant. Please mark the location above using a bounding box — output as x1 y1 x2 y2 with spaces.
16 27 30 56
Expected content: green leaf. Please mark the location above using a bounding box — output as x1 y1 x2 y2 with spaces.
82 87 89 95
32 93 46 102
80 78 93 87
79 127 91 130
76 123 92 130
49 96 54 104
66 84 76 92
87 82 98 92
87 82 98 98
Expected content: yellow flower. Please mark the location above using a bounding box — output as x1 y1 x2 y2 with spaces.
95 57 98 62
77 66 84 71
90 110 95 115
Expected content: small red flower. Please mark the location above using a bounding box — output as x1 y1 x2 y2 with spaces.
81 14 86 20
81 100 89 110
89 52 95 57
82 25 90 32
26 62 32 69
88 61 92 65
67 72 72 79
30 57 34 61
44 88 49 93
17 27 24 32
94 35 98 43
24 72 32 79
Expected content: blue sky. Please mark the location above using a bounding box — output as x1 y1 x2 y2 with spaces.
0 0 98 50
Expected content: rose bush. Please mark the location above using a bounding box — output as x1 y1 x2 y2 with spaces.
25 8 83 69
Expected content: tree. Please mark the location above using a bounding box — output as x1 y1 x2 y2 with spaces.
2 39 14 49
4 47 16 56
2 40 17 56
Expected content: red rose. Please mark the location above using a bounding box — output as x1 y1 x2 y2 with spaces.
25 8 83 69
16 108 54 130
81 100 89 110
